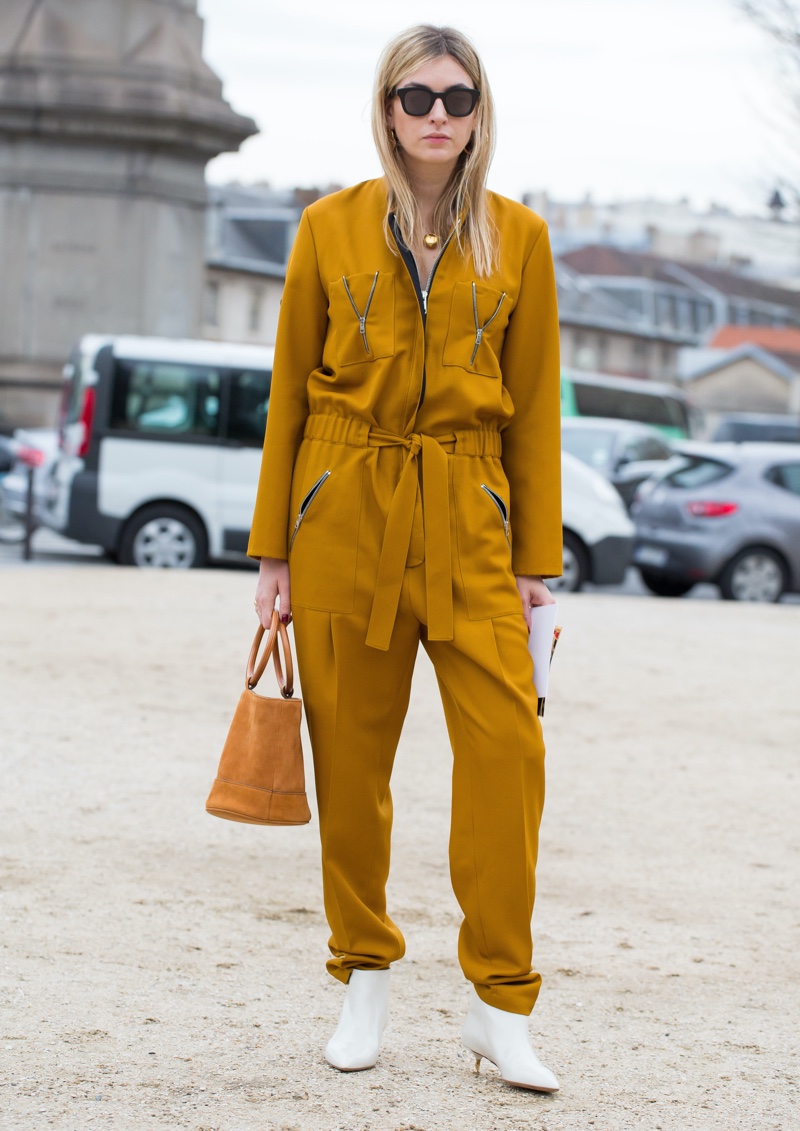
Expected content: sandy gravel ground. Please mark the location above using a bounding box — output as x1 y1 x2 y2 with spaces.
2 568 798 1131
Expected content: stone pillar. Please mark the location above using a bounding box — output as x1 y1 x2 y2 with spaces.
0 0 257 428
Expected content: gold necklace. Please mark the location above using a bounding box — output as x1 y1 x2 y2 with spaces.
423 233 439 249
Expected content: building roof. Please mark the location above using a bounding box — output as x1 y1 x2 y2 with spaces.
709 325 800 354
559 244 800 312
554 262 694 343
707 326 800 372
677 344 798 384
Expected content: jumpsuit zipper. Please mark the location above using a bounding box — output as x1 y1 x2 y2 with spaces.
289 469 331 550
389 214 457 408
342 272 379 354
481 483 511 545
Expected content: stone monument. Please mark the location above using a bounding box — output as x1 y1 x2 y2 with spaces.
0 0 257 427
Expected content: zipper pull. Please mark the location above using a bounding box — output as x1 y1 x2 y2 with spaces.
359 317 369 353
422 289 428 314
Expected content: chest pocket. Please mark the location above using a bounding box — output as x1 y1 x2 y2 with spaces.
443 282 511 378
329 271 396 367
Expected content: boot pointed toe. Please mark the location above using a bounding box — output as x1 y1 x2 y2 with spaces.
324 968 391 1073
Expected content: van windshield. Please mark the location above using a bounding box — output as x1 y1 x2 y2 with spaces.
59 352 85 431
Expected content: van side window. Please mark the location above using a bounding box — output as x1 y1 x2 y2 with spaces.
110 362 221 438
225 370 271 446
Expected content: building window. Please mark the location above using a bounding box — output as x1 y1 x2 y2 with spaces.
596 334 608 369
249 288 263 333
204 281 220 327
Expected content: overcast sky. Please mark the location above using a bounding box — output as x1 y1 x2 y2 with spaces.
196 0 788 216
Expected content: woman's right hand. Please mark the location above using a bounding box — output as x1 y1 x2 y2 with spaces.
254 557 291 628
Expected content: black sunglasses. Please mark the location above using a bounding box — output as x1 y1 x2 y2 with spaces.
393 85 480 118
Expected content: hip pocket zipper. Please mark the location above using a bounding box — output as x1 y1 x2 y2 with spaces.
481 483 511 545
289 470 331 550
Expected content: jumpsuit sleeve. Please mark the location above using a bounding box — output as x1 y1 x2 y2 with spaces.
500 220 563 578
247 209 328 560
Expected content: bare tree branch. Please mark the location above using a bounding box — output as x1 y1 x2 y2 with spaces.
736 1 800 205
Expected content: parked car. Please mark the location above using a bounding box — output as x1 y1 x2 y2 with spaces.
709 412 800 444
561 417 674 509
560 368 694 439
1 427 59 525
548 451 635 592
632 443 800 601
0 434 49 543
38 334 274 566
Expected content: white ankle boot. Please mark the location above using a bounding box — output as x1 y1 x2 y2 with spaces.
324 968 391 1071
461 986 560 1092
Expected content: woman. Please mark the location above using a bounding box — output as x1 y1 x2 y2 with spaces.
250 25 562 1092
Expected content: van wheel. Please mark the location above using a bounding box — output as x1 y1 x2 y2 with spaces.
119 505 208 569
719 548 785 602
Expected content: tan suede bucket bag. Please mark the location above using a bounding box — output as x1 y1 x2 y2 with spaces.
206 611 311 825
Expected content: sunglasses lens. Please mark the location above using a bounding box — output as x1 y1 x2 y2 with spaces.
445 90 476 116
401 89 433 116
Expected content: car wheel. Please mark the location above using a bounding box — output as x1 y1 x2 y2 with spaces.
638 569 695 598
0 514 27 544
719 548 786 603
118 504 208 569
547 530 589 593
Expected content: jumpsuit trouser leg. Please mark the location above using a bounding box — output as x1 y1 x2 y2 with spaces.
292 554 546 1018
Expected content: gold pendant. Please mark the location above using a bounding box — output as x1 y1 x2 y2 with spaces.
423 233 439 249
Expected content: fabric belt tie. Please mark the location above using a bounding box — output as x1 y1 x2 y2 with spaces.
302 414 502 652
364 427 454 651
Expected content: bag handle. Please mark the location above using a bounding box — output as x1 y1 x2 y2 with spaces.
246 610 295 698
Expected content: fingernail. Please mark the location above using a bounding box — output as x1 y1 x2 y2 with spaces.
281 614 289 624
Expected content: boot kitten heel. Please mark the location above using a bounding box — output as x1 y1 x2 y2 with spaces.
461 986 560 1093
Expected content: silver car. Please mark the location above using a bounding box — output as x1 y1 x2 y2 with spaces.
632 443 800 601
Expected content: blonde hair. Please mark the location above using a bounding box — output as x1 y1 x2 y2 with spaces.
371 25 498 278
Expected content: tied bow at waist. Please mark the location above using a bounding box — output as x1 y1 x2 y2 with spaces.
303 413 502 651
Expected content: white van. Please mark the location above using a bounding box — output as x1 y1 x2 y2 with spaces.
553 451 634 591
41 334 633 584
41 335 273 566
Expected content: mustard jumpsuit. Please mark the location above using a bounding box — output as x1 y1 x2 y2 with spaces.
248 178 562 1017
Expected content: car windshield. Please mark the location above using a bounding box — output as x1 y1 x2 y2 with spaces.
561 426 616 471
715 420 800 443
662 455 734 489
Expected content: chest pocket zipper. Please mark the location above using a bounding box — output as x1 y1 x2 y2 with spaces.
290 470 331 550
471 282 507 366
342 272 379 355
481 483 511 545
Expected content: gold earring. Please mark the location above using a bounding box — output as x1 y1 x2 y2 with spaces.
389 128 398 150
464 133 475 156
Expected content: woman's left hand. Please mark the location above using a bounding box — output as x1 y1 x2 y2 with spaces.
515 574 555 632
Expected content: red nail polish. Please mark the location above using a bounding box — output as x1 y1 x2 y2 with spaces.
281 614 289 624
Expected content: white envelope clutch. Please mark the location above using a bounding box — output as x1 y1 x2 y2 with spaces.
527 602 561 717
